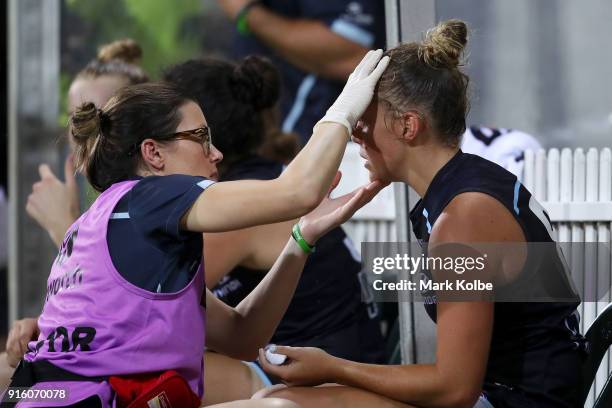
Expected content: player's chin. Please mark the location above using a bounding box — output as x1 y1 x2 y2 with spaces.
368 170 392 186
366 167 379 182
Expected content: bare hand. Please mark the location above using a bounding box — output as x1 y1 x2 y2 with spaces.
26 155 80 248
216 0 251 20
6 318 39 368
258 345 337 387
299 171 387 243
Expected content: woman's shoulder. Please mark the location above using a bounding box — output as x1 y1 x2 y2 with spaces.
124 174 214 223
433 191 524 243
135 174 209 188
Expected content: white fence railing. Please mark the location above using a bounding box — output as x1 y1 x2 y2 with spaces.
524 148 612 406
343 147 612 406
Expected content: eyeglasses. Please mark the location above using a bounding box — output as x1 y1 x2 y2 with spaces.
163 126 213 156
127 126 213 157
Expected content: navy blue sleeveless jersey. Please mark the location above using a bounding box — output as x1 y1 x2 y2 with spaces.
213 155 384 363
409 151 586 408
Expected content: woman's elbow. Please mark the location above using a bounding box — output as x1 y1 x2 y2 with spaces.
226 313 266 361
291 188 322 216
302 191 323 213
440 387 482 408
218 331 261 361
227 347 259 362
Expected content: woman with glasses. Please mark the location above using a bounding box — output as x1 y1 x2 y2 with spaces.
163 55 385 405
1 51 389 407
0 38 149 393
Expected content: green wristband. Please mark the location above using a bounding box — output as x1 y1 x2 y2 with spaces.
235 1 261 36
292 223 315 254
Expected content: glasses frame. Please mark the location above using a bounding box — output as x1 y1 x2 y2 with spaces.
127 126 212 157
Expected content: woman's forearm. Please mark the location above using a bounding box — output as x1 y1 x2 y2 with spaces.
232 239 309 359
332 360 478 408
183 124 349 233
279 122 348 208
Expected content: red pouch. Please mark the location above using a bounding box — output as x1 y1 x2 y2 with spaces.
109 370 200 408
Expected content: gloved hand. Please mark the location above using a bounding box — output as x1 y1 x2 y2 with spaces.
315 49 390 136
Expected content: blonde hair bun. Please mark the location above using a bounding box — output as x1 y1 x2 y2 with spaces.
420 19 468 69
97 39 143 64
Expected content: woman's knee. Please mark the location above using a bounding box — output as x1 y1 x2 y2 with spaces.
254 385 415 408
203 352 266 404
207 398 301 408
255 387 339 408
252 384 289 399
261 398 301 408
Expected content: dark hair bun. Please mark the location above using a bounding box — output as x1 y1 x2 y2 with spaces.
420 19 468 69
97 39 143 64
232 56 280 111
71 102 101 142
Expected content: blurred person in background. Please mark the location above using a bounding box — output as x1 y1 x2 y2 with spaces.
462 126 542 180
25 38 148 248
216 0 385 144
164 55 384 405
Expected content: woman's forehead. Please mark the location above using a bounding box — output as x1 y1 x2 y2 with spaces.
67 76 126 113
176 100 207 131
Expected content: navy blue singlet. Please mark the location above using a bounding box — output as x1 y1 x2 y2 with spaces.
410 150 586 408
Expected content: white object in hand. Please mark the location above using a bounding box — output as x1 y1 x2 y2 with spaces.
265 345 287 365
315 49 390 136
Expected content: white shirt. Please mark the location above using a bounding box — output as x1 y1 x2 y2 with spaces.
461 126 542 180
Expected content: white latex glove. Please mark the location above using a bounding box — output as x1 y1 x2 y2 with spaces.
315 49 390 135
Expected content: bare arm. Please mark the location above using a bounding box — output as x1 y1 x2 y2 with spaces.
217 0 368 80
246 7 367 80
184 122 348 233
204 220 294 288
262 301 493 407
205 238 309 361
328 302 493 408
